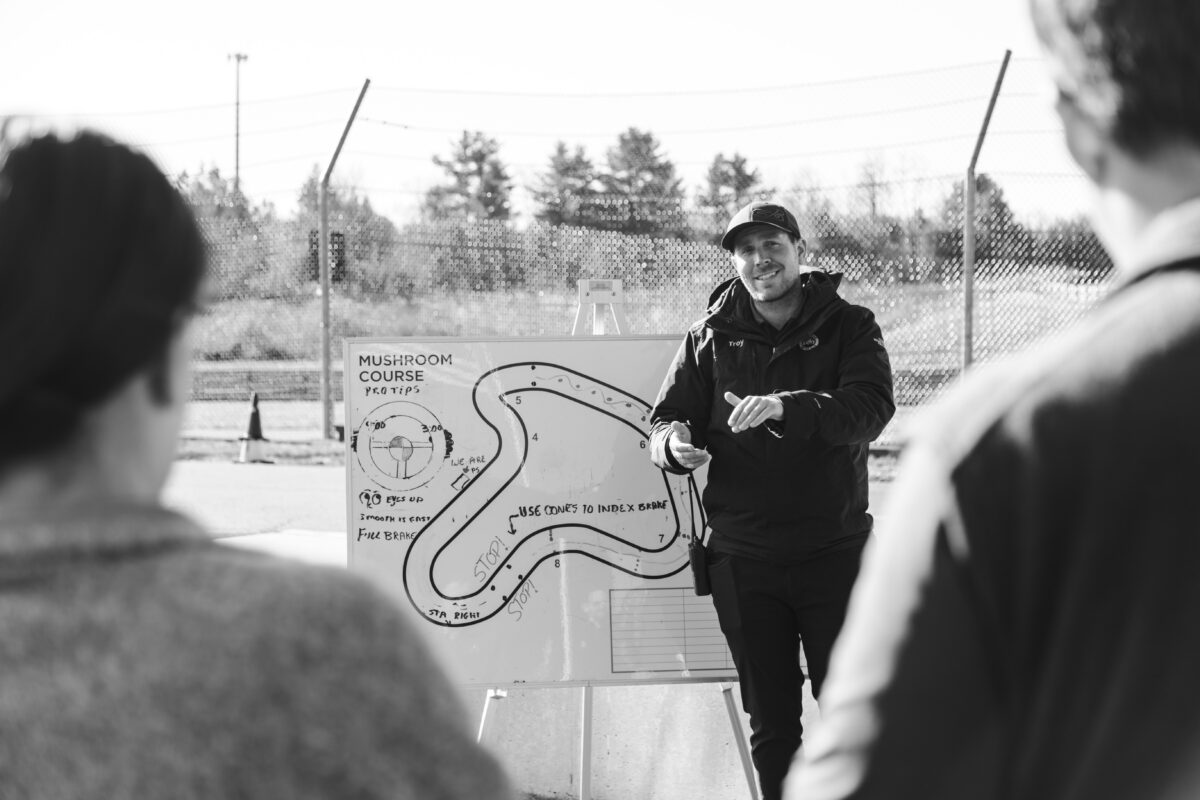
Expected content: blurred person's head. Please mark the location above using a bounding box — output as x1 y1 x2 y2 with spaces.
0 130 206 504
1030 0 1200 266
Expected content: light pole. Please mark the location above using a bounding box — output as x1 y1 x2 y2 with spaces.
227 52 249 195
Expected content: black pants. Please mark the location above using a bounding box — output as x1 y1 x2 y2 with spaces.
708 545 864 800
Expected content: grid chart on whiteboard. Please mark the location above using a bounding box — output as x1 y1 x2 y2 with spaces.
609 587 735 673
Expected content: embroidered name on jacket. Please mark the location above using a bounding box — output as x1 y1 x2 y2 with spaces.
799 336 819 351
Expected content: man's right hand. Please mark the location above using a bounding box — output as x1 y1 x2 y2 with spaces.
667 420 710 469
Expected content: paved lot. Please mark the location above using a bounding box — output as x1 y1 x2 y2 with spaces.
163 453 894 800
165 461 348 536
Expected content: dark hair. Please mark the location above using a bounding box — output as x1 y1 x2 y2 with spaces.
0 131 207 464
1032 0 1200 154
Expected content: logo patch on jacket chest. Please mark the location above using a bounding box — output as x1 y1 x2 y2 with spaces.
799 335 819 351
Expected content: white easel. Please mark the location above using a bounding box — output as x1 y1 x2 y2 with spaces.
571 277 630 336
477 279 759 800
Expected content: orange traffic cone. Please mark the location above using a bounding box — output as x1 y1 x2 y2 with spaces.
236 391 272 464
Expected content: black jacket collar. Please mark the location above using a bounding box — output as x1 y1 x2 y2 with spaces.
701 270 848 345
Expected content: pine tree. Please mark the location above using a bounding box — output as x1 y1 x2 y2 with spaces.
423 131 513 222
530 142 600 227
696 152 769 242
588 128 687 237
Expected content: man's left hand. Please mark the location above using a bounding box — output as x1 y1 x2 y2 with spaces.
724 391 784 433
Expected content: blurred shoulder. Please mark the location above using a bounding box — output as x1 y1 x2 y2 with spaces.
156 539 424 663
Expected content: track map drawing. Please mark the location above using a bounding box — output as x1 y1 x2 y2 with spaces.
346 338 734 687
401 361 696 626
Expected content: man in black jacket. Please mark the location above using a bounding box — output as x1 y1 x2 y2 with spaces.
649 200 895 800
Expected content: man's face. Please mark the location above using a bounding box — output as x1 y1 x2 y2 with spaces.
730 225 804 304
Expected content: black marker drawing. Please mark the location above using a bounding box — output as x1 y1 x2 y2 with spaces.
356 401 452 492
389 362 703 627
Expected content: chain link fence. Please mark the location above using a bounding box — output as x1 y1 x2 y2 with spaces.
184 59 1115 448
188 187 1111 448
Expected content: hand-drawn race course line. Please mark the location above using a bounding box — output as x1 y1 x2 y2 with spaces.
401 362 701 627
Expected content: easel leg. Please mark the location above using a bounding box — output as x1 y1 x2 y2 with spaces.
571 279 629 337
571 303 589 336
721 682 760 800
610 302 629 335
579 685 594 800
477 687 506 744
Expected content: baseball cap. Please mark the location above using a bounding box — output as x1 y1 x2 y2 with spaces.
721 201 802 251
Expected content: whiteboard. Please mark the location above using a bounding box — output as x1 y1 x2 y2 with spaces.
344 336 736 687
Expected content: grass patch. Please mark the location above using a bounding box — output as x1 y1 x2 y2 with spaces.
192 270 1108 364
192 293 579 360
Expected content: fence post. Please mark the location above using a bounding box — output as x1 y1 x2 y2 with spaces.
963 50 1011 372
319 78 371 439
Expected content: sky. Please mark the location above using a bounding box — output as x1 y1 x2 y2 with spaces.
2 0 1087 224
